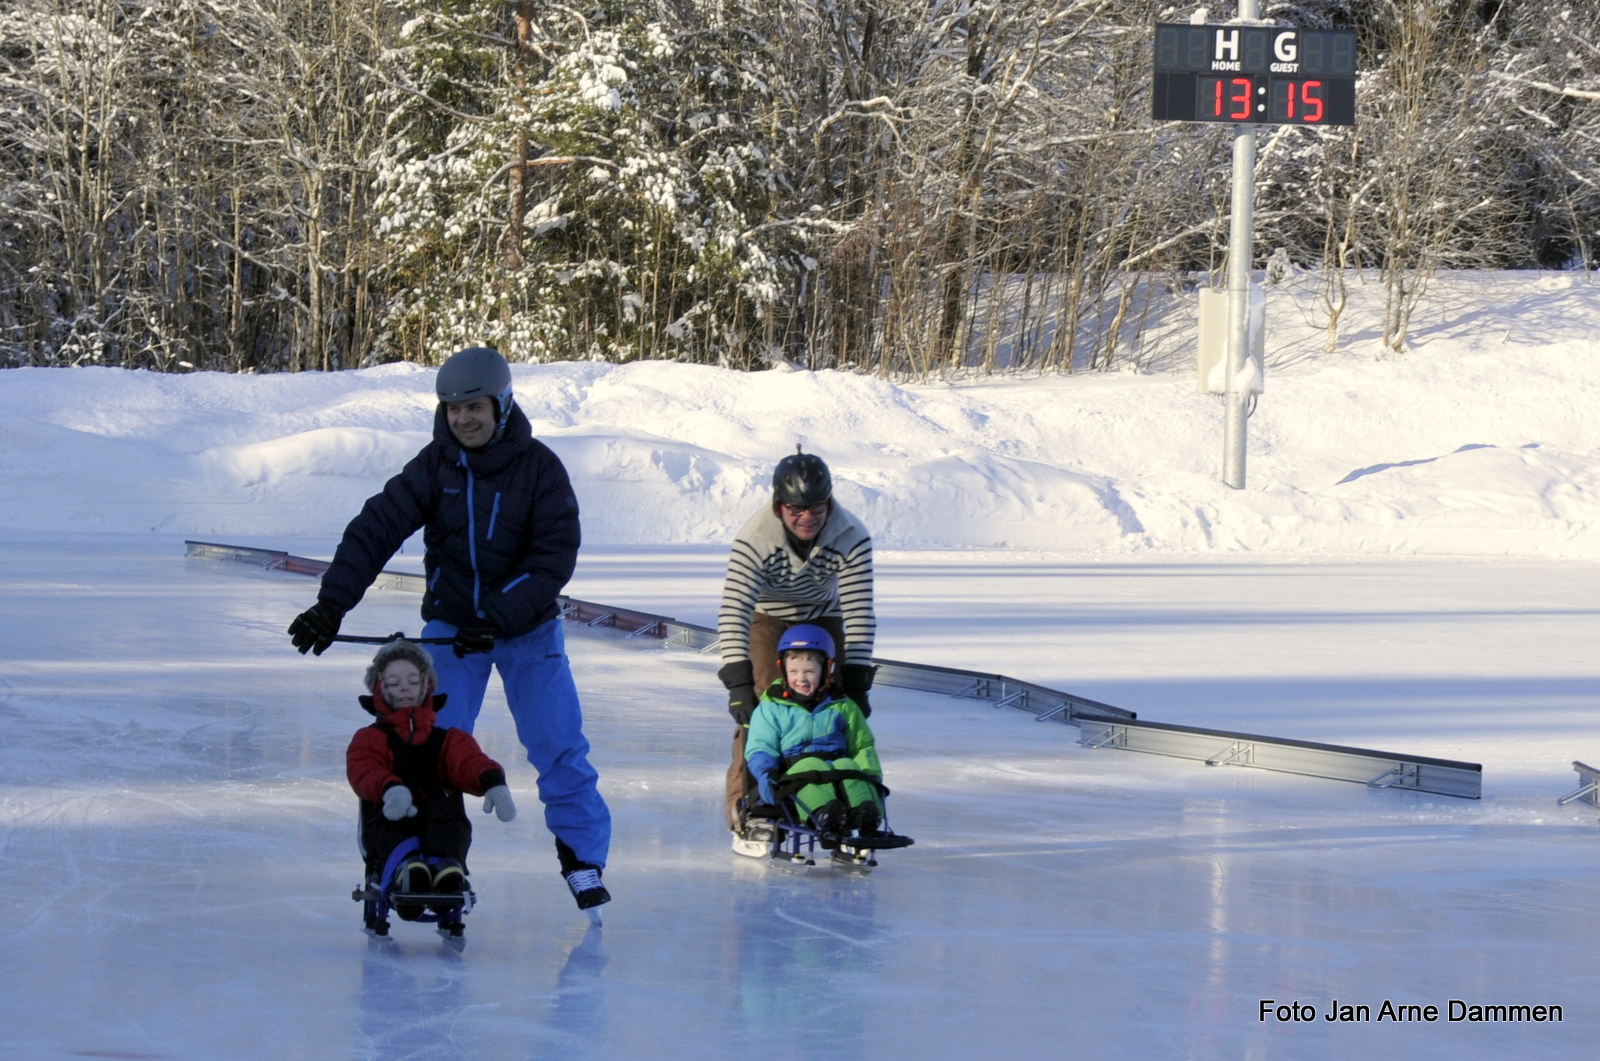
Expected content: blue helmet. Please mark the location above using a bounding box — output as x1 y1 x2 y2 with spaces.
776 624 836 661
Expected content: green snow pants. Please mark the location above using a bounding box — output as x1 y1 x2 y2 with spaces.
783 756 884 823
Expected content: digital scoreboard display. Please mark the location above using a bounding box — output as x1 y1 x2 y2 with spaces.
1152 23 1357 126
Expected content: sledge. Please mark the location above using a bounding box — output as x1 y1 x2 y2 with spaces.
732 769 914 871
353 836 476 949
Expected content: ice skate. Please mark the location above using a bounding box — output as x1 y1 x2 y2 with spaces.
564 866 610 926
732 821 779 859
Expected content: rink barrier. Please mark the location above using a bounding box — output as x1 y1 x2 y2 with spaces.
185 540 1136 726
185 540 427 594
1557 761 1600 809
187 539 1483 799
1077 717 1482 799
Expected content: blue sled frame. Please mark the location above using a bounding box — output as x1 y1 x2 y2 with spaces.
353 835 477 945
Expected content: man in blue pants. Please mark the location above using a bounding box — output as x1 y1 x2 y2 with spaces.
289 347 611 918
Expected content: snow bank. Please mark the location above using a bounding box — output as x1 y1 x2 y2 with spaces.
2 271 1597 557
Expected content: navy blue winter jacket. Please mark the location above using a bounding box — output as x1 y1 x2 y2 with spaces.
317 402 580 637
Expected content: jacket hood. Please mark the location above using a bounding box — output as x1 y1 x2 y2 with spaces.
359 690 450 745
432 401 534 476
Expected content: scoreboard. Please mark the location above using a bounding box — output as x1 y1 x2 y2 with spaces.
1152 23 1357 126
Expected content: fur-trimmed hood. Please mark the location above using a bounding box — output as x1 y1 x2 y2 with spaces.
363 640 439 695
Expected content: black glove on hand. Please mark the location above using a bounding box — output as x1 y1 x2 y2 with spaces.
288 601 344 656
717 661 758 726
839 663 877 718
452 622 497 658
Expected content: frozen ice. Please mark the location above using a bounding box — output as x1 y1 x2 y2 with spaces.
2 534 1596 1059
3 273 1597 1055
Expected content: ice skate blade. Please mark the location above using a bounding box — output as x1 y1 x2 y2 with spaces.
585 906 603 927
830 849 876 872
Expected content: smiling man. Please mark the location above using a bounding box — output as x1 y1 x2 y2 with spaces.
287 346 611 921
715 450 877 841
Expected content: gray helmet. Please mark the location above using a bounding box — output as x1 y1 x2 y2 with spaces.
772 449 832 507
437 346 514 436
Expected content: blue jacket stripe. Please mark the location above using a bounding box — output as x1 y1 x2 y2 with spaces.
460 453 483 617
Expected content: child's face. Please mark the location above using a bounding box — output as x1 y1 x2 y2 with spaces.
783 652 826 697
380 660 425 709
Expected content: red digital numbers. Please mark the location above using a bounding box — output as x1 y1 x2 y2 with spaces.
1271 80 1325 123
1228 77 1252 120
1202 76 1259 121
1194 75 1346 125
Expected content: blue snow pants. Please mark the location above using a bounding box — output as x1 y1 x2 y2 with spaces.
422 617 610 868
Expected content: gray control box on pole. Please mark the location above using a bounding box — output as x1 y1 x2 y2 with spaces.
1197 284 1263 393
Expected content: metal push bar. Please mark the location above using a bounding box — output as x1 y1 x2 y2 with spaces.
186 540 1483 798
1558 761 1600 809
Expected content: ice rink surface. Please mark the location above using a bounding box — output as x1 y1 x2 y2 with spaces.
2 534 1598 1059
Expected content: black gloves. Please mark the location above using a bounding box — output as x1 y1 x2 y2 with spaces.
452 622 497 658
288 601 345 656
839 663 876 717
717 660 758 726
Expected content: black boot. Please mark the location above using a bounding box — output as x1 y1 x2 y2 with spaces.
430 858 466 914
849 801 882 837
393 857 431 921
810 800 849 848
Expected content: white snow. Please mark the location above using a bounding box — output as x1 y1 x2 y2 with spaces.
1 271 1598 1057
3 270 1598 556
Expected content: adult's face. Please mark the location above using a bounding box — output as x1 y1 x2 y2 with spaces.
446 396 496 449
778 500 829 541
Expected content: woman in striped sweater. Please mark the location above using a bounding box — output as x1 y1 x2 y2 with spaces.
716 450 877 834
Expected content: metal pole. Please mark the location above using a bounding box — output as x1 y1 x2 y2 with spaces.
1223 0 1259 490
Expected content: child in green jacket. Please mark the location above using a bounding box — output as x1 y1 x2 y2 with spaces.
744 624 885 843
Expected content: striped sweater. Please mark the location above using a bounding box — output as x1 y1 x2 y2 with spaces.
718 503 876 667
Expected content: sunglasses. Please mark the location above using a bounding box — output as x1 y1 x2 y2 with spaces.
781 502 829 517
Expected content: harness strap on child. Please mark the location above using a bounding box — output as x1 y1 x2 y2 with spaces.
378 836 425 890
771 769 890 800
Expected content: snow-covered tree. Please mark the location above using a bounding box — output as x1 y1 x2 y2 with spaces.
371 0 792 367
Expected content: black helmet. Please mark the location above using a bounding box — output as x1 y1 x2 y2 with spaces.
437 346 514 435
772 449 831 507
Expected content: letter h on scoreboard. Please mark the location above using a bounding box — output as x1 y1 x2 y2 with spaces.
1152 23 1357 127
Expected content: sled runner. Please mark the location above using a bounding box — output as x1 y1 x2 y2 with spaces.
353 835 476 949
734 768 913 871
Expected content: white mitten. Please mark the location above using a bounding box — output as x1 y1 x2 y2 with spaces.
382 785 417 821
482 784 517 822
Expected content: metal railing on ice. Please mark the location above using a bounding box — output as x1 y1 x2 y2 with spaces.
186 539 1484 799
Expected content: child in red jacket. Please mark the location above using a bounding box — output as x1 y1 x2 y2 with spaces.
348 641 517 918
